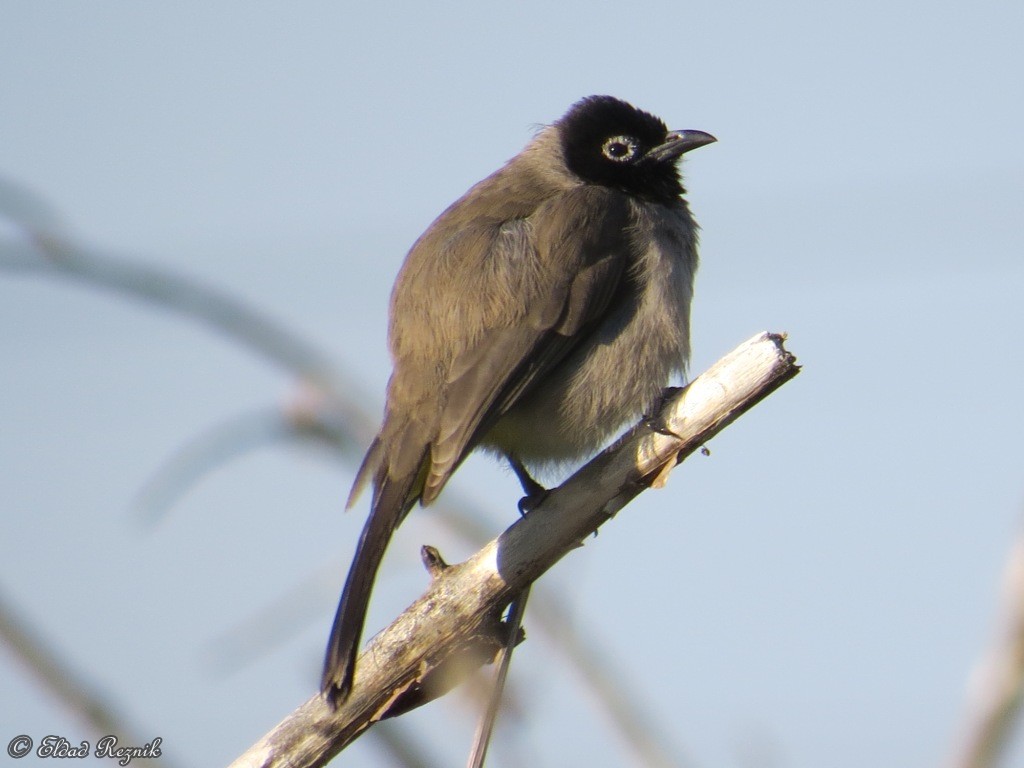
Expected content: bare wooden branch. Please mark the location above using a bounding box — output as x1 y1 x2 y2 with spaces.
229 332 800 768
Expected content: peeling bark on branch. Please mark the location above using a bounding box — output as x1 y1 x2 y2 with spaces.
229 331 800 768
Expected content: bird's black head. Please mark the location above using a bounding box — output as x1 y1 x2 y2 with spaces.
558 95 715 203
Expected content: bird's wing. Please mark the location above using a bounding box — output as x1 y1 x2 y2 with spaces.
422 185 633 502
323 184 634 703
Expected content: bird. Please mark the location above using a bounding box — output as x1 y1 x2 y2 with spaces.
322 95 715 705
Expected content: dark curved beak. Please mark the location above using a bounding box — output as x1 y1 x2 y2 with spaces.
647 129 717 162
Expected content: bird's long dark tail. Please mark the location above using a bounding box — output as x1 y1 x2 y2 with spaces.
321 464 422 706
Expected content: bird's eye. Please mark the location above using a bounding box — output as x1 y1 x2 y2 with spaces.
601 136 638 162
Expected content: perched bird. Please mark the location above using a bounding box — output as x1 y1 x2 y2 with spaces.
322 95 715 705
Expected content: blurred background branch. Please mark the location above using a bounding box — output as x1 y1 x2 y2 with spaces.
0 588 179 768
3 8 1022 762
949 515 1024 768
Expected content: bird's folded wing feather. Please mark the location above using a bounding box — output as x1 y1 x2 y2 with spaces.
422 187 633 502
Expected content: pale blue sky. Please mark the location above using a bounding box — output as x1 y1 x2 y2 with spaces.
2 2 1023 766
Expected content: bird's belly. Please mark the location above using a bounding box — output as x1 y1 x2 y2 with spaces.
481 200 696 473
482 275 689 468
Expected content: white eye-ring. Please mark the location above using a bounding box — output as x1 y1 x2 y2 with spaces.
601 135 639 162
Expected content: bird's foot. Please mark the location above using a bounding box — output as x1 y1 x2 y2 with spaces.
507 456 548 515
643 386 685 438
